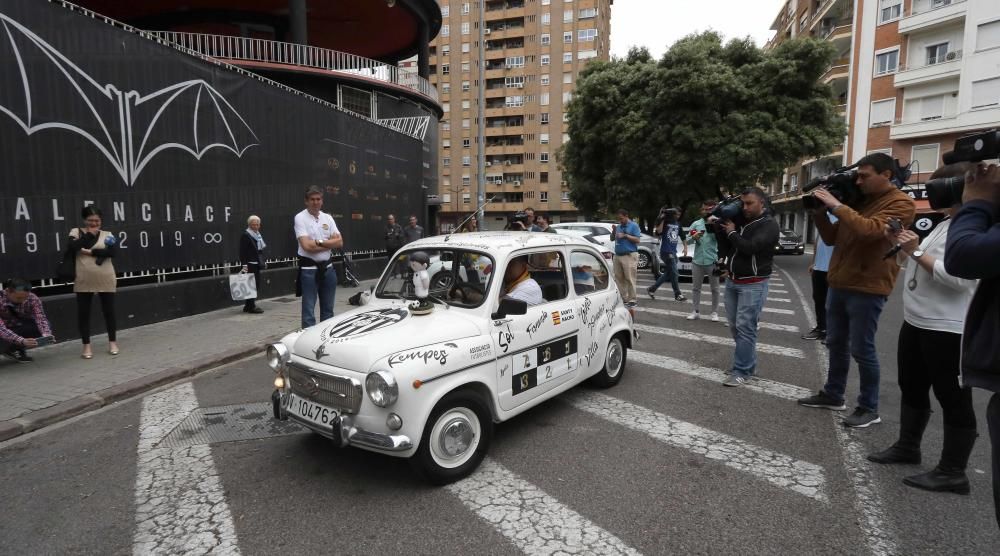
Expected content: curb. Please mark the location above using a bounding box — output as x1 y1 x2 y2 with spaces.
0 343 270 443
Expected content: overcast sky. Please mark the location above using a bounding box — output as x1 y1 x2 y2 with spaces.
610 0 788 59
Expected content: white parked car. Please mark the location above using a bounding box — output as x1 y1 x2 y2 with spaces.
267 232 634 484
550 221 668 277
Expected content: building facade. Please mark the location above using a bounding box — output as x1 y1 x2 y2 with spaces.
429 0 613 232
767 0 1000 241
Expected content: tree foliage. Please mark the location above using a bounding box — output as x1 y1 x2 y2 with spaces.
561 34 846 227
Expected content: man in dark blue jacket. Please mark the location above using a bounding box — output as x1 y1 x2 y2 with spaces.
944 162 1000 528
712 187 780 387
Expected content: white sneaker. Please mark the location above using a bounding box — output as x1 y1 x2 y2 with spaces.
710 312 720 322
686 311 699 320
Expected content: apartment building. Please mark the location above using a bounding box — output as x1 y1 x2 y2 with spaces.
766 0 1000 242
429 0 613 231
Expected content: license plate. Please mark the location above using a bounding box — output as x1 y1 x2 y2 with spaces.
286 394 338 428
678 262 692 271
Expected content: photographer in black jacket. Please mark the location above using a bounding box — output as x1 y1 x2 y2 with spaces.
944 162 1000 528
711 187 780 387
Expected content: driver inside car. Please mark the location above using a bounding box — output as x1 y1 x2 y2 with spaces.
500 256 544 306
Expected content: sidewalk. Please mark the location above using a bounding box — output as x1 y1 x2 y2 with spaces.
0 283 372 441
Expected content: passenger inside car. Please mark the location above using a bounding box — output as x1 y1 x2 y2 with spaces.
500 256 545 306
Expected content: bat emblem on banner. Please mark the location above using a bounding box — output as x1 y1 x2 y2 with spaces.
0 13 259 186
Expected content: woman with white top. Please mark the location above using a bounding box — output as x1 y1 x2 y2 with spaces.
868 162 979 495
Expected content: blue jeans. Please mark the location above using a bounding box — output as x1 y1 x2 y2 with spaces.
650 252 682 297
724 278 769 378
300 267 338 328
821 288 887 412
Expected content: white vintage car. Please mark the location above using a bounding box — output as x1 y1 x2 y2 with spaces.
267 232 634 484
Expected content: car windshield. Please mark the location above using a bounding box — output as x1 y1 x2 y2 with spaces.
376 248 495 309
780 230 798 238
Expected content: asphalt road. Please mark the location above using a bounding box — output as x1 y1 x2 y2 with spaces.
1 253 998 555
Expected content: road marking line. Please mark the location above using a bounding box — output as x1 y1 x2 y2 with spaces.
633 323 805 358
636 307 800 332
629 350 813 401
566 391 828 501
777 266 898 555
635 280 789 294
133 383 241 555
447 459 642 555
639 295 795 315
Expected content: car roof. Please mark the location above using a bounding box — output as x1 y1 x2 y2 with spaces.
405 231 595 253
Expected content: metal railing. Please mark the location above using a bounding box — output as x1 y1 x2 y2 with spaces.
897 49 963 72
144 31 439 103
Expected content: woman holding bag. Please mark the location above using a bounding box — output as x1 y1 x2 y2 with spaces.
69 206 119 359
239 215 266 314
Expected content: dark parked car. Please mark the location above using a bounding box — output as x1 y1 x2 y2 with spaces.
775 229 805 255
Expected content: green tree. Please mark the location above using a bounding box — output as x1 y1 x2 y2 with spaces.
561 33 845 229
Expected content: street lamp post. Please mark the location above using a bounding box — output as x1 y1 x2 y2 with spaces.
476 0 487 229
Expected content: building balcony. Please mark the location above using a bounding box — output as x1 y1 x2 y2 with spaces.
821 59 850 84
485 125 524 136
485 144 525 155
770 190 805 205
894 52 962 88
899 0 966 35
144 31 438 103
484 26 525 41
484 87 508 98
808 0 850 31
889 105 1000 140
822 22 853 46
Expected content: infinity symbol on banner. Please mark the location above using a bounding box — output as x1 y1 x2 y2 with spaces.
204 233 223 243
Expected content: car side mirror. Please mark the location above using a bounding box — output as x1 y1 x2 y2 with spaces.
492 298 528 319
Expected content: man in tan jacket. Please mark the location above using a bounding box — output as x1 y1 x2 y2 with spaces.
797 152 916 428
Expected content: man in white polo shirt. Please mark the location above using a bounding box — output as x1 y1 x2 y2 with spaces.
294 186 343 328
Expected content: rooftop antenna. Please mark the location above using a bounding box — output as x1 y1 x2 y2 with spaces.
445 195 500 242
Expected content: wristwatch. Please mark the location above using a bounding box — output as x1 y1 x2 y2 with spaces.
911 249 924 259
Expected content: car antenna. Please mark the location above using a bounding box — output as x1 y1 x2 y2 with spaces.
445 195 500 242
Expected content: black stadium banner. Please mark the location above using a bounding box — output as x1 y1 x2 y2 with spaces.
0 0 424 280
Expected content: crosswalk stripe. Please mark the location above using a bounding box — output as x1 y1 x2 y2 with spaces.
629 350 813 400
634 323 805 358
565 391 827 501
134 383 241 555
634 281 790 295
447 459 642 555
635 306 801 333
639 296 795 315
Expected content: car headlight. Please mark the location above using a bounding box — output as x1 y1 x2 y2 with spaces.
366 370 398 407
266 343 290 372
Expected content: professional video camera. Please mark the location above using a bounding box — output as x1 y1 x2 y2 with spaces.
710 195 743 222
505 210 531 231
802 165 862 210
924 129 1000 210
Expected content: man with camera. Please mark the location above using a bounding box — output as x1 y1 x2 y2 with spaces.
944 161 1000 527
710 187 779 387
1 278 54 363
797 152 916 428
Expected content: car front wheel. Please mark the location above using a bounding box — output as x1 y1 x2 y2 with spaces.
588 335 627 388
411 390 493 485
637 250 651 270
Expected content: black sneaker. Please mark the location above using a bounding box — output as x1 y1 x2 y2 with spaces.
646 286 656 300
674 294 686 302
797 391 846 411
842 407 881 428
802 327 826 341
3 349 32 363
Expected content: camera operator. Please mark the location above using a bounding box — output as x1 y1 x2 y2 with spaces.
710 187 779 387
944 162 1000 527
797 152 916 428
866 162 979 497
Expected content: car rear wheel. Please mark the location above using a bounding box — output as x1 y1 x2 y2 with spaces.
589 335 627 388
411 390 493 485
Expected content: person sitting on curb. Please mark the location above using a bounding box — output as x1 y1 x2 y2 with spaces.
0 278 54 363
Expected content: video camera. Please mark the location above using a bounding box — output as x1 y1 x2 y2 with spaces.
505 210 531 231
924 129 1000 210
802 165 862 210
710 195 743 222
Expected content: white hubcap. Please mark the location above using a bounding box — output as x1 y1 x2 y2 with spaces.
429 407 480 469
606 340 623 378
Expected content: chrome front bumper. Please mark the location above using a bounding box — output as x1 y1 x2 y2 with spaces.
272 390 412 452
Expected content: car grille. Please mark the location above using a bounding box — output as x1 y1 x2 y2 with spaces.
287 363 363 414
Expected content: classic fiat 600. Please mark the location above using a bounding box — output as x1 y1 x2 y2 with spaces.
268 232 633 484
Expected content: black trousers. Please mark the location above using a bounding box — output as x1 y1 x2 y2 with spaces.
988 393 1000 529
244 267 262 309
0 319 40 352
897 321 976 429
77 292 117 343
811 270 829 331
